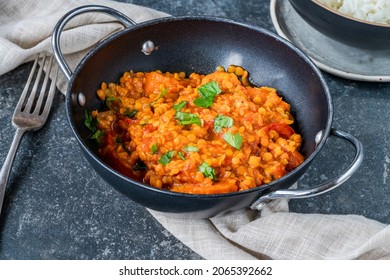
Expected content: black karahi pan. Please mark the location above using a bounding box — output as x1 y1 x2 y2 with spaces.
52 5 363 218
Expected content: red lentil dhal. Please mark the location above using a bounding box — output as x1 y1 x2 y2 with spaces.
90 65 304 194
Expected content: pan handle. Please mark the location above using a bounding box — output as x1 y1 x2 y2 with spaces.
52 5 136 81
250 129 364 210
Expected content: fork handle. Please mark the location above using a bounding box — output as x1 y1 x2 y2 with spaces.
0 127 27 214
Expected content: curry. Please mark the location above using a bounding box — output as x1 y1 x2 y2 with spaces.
85 66 304 194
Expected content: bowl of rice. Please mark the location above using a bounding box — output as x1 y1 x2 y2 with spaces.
288 0 390 49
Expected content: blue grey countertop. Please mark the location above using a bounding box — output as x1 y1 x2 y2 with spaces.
1 0 390 259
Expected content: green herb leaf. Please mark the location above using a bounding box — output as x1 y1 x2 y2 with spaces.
183 145 199 152
85 110 104 143
194 81 221 108
175 111 201 126
198 162 217 180
194 98 208 108
90 129 105 143
214 115 234 133
178 151 185 160
132 159 147 171
160 88 168 97
150 88 168 106
199 80 222 96
106 96 121 112
173 101 187 111
159 150 174 166
150 144 158 154
193 96 212 108
123 108 138 118
173 101 201 126
223 132 243 150
140 119 149 126
84 110 98 132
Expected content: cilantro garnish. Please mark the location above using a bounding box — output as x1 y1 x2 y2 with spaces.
173 101 201 126
223 132 243 150
123 108 138 118
105 96 121 112
178 151 185 160
194 81 221 108
140 119 149 126
159 151 174 166
84 110 98 131
132 159 147 171
214 115 233 133
150 88 168 105
85 110 104 143
198 162 217 180
175 111 201 126
173 101 187 111
90 129 105 143
160 88 168 98
183 145 199 152
150 144 158 154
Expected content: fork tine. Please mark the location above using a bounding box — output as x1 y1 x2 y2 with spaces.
14 54 40 112
23 54 47 114
33 55 54 116
39 58 59 119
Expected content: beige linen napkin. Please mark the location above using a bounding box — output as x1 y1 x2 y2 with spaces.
0 0 169 92
2 0 390 260
150 198 390 260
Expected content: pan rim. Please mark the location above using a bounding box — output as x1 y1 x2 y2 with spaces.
65 15 333 199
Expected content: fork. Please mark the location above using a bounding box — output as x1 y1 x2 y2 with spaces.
0 52 58 215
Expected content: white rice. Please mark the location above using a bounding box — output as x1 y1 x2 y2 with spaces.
317 0 390 24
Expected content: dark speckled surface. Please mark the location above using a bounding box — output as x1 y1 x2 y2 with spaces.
1 0 390 260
